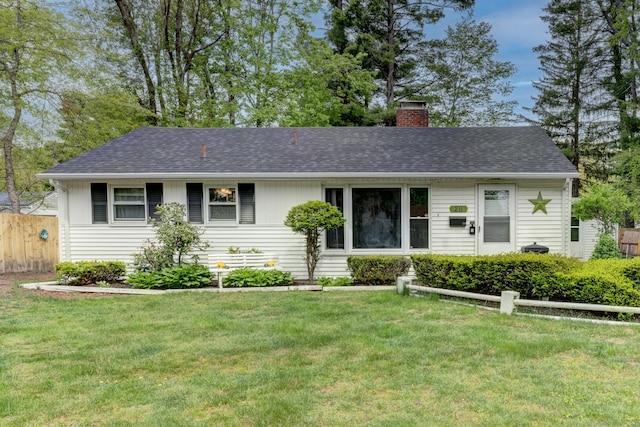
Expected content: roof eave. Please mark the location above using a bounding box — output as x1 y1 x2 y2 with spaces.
39 171 580 181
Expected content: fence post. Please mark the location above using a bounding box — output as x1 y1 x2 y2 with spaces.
397 276 412 295
500 291 520 315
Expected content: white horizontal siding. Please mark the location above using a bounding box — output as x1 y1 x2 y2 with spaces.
581 220 600 260
256 181 321 225
515 181 567 254
58 177 575 279
430 182 476 255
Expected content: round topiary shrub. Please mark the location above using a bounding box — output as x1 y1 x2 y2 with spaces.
591 235 622 260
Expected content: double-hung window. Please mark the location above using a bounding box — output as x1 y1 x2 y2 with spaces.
90 183 163 223
209 187 237 221
113 187 146 221
191 184 254 224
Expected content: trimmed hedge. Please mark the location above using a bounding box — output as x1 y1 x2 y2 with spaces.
55 261 126 286
410 253 578 298
347 255 411 286
411 254 640 307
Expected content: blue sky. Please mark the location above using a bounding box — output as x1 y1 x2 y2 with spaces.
432 0 550 122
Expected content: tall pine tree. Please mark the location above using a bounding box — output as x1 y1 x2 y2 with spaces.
530 0 613 196
326 0 474 117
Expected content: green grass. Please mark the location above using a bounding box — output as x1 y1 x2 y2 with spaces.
1 287 640 426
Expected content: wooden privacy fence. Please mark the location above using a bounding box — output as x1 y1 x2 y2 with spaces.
0 214 59 273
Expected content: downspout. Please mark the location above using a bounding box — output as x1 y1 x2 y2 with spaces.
50 179 71 262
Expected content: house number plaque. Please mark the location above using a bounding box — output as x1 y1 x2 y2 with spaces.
449 205 468 213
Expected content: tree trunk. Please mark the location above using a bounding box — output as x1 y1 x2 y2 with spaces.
386 0 395 107
2 107 22 214
114 0 158 119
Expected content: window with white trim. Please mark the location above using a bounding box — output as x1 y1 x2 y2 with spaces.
113 187 146 221
209 187 237 221
90 184 164 223
410 188 429 248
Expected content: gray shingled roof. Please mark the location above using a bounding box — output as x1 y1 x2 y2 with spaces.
39 126 578 179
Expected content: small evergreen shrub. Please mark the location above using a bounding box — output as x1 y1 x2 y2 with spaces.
347 255 411 285
223 268 294 287
55 261 126 286
591 235 622 260
127 264 212 289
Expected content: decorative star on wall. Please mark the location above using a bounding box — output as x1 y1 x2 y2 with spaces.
529 191 551 214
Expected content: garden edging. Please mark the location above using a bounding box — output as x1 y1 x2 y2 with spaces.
19 282 395 294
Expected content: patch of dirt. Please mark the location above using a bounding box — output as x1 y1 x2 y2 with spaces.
0 271 118 299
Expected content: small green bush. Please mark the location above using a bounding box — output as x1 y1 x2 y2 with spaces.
317 277 354 287
347 256 411 286
223 268 294 287
55 261 126 286
591 235 622 260
127 264 212 289
565 260 640 307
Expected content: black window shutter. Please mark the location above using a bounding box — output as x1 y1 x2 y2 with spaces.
238 183 255 224
146 183 163 220
91 183 108 224
186 183 203 223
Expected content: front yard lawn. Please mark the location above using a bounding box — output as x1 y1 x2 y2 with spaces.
1 289 639 426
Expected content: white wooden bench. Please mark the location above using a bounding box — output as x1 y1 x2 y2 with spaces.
209 253 279 288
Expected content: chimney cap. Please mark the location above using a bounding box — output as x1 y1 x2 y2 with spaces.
399 100 426 109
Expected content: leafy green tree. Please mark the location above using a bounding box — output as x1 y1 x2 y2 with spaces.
285 201 345 284
279 39 376 127
55 89 154 163
572 182 635 235
102 0 323 127
423 16 517 126
0 0 79 212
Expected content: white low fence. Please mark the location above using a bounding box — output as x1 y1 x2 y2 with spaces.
396 276 640 318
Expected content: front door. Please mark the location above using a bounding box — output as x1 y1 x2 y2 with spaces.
478 184 516 255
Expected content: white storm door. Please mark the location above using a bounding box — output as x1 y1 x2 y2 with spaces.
478 184 516 255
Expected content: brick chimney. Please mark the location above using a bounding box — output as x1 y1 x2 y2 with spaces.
396 100 429 127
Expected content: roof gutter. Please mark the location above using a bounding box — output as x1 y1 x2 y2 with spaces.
37 171 580 180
